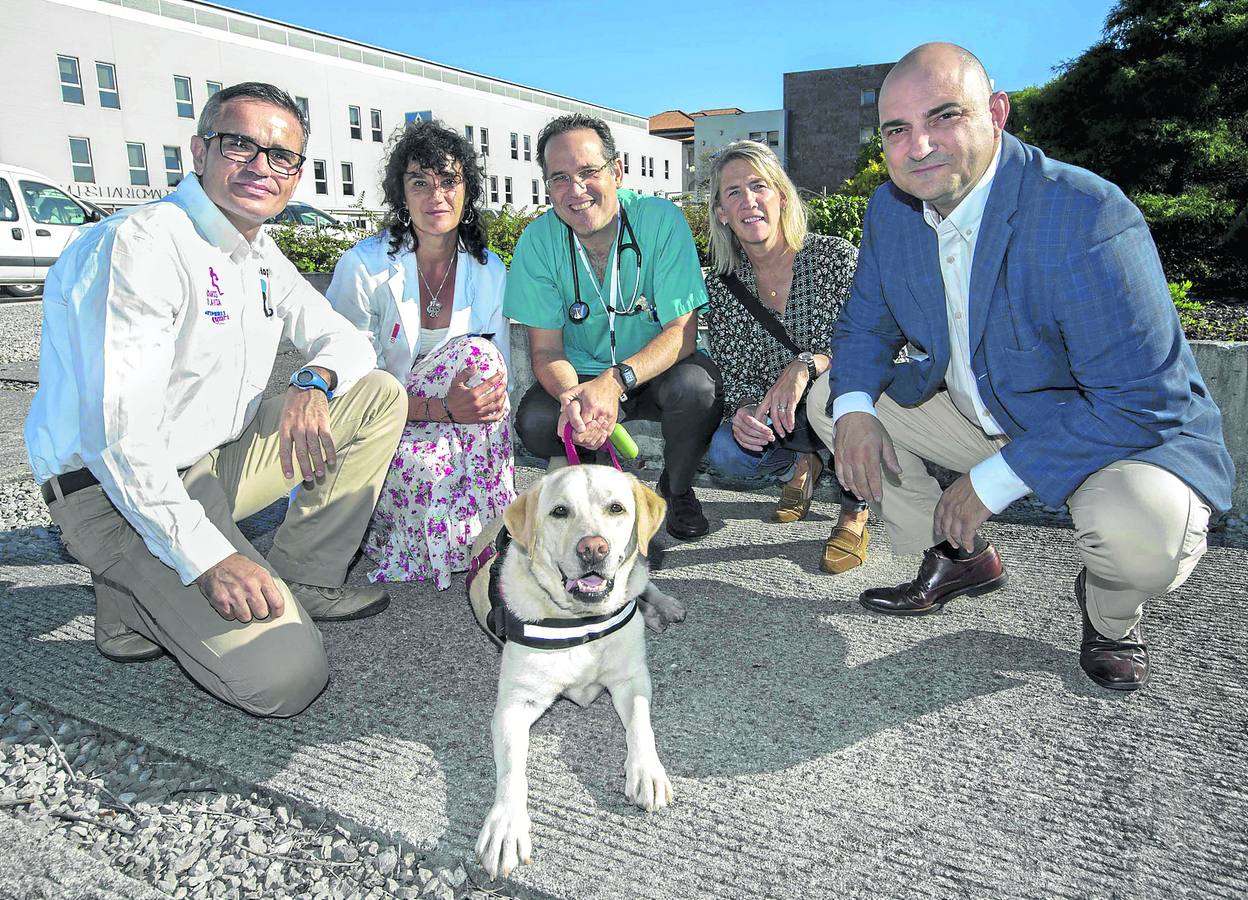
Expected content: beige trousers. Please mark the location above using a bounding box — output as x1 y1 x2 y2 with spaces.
807 376 1211 639
47 370 407 717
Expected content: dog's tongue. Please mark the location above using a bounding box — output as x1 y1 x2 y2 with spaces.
567 574 607 593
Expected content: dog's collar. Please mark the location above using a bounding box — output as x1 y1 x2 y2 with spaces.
499 599 637 650
472 526 638 650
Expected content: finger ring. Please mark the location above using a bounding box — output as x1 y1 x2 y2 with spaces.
779 404 787 411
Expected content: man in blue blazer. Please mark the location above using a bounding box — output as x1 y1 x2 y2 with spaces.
808 43 1234 691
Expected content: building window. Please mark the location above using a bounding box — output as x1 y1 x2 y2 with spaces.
206 81 222 97
68 137 94 182
295 95 309 123
489 175 498 203
58 55 83 104
861 89 876 106
767 131 780 148
523 134 531 161
859 127 876 145
465 124 474 143
95 62 119 109
531 179 539 206
348 106 362 140
173 75 193 118
341 162 355 195
313 160 328 194
370 109 383 142
510 132 518 160
623 152 630 174
480 127 489 157
504 176 512 205
544 186 550 205
664 159 670 180
126 143 149 186
163 145 182 187
749 131 764 143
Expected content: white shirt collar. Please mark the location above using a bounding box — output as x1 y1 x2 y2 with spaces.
922 138 1004 235
169 174 268 264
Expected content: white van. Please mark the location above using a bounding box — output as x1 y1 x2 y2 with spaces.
0 163 104 297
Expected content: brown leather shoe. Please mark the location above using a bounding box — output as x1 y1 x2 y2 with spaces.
859 543 1007 615
1076 568 1149 691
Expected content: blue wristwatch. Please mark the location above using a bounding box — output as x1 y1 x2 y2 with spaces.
289 367 333 400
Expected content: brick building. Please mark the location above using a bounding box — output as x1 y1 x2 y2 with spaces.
783 62 895 195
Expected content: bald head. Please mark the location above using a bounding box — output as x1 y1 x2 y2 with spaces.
876 42 1009 217
882 42 993 107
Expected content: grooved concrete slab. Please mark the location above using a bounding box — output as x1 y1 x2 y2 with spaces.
2 468 1246 899
0 815 167 899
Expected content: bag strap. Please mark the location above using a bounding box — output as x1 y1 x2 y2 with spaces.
719 271 803 357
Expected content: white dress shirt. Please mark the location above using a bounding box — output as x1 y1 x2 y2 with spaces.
25 174 375 584
833 140 1031 514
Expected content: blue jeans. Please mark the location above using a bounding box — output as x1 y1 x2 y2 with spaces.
706 421 867 511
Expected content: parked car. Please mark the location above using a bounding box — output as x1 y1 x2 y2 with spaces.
263 201 342 232
0 163 103 297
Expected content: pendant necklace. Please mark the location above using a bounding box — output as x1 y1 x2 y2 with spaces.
419 254 456 318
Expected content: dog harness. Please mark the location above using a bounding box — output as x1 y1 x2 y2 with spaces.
467 526 638 650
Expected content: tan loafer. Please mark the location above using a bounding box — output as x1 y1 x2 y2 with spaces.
286 581 390 622
821 525 870 574
773 454 823 523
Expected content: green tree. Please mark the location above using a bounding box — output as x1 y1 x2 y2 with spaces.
838 131 889 198
1009 0 1247 291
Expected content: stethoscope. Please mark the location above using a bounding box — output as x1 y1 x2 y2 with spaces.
567 206 648 319
566 206 649 366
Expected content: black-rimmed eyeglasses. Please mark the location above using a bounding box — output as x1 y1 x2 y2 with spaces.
202 131 306 176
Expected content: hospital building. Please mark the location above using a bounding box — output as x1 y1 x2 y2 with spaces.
2 0 685 220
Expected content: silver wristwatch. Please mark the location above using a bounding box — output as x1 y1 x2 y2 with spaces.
797 351 818 381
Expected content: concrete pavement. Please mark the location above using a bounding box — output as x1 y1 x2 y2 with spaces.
2 341 1246 898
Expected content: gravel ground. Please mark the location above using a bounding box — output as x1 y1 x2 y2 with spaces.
0 300 41 366
0 696 508 900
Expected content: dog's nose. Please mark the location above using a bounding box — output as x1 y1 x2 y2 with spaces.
576 535 609 565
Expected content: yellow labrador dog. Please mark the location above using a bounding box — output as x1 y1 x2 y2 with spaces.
468 465 684 879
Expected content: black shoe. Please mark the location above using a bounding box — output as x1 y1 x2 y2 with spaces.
1075 568 1149 691
658 471 708 540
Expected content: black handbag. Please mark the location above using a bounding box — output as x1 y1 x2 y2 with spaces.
718 271 825 455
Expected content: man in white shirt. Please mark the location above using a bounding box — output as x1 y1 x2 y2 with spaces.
25 83 407 716
807 44 1233 691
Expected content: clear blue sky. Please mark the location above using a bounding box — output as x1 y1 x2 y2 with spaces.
221 0 1119 117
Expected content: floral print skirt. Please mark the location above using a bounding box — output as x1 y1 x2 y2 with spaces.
363 336 515 589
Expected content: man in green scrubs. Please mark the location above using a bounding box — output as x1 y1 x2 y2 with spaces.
505 114 723 540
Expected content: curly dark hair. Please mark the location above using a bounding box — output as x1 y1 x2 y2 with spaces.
380 118 488 264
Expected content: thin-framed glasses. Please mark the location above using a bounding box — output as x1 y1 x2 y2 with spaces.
407 173 464 196
202 131 305 176
544 159 613 192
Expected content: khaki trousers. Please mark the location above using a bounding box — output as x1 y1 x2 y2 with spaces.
47 370 407 717
807 376 1211 639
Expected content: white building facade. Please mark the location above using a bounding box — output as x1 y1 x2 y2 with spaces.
691 109 787 196
3 0 684 219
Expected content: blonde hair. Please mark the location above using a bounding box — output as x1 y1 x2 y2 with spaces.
708 140 807 275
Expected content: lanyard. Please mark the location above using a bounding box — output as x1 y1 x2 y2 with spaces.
572 219 624 365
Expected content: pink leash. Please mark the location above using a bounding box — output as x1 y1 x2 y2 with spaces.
562 423 623 471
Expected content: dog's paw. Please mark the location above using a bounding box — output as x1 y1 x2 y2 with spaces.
624 755 673 812
638 588 686 634
475 803 533 880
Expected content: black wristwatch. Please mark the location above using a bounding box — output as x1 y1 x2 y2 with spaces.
797 351 818 382
613 363 637 400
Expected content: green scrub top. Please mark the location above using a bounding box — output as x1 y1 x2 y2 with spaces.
503 189 708 376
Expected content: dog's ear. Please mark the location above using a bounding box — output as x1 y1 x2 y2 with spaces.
631 479 667 557
503 482 543 551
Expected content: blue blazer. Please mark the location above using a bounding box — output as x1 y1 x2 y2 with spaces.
830 133 1234 514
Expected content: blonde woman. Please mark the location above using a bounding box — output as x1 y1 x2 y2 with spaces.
702 140 871 573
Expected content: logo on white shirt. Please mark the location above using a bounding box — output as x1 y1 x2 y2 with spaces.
204 266 229 323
